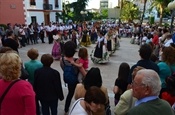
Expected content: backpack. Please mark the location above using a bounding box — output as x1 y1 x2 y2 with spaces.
62 57 78 84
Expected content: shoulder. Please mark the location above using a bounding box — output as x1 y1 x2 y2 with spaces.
15 80 34 93
76 83 84 90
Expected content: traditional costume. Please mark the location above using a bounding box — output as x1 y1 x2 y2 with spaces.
51 34 62 60
90 35 109 63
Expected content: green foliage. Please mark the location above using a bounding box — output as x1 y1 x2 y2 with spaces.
149 0 172 25
121 1 140 22
0 24 7 30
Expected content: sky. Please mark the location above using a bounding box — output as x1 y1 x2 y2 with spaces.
67 0 100 9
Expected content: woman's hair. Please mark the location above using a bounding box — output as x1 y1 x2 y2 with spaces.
78 47 88 60
27 48 39 60
63 41 76 57
41 54 53 67
161 46 175 65
0 53 21 81
118 62 130 81
85 86 106 105
83 67 102 90
165 75 175 96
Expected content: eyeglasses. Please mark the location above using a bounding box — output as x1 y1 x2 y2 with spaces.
132 81 146 87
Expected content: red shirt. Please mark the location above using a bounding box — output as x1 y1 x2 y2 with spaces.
152 35 159 45
0 79 36 115
161 92 175 106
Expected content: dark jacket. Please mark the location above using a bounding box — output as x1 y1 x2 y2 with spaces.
128 59 159 84
34 66 64 101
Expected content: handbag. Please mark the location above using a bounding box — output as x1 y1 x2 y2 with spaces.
0 79 20 108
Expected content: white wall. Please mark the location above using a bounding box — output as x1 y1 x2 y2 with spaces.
24 0 62 25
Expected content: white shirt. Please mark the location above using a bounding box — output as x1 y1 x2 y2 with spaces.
164 39 173 47
69 98 88 115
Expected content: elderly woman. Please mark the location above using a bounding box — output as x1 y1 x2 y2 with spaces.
0 52 36 115
24 48 43 86
74 67 109 115
158 46 175 97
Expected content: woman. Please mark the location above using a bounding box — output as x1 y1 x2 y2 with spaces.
69 86 106 115
34 54 64 115
158 46 175 97
3 30 19 53
90 31 109 64
0 52 36 115
24 48 43 86
80 22 91 47
74 67 109 115
60 41 86 114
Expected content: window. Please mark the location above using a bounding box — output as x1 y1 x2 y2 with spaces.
30 0 36 6
31 16 37 24
55 0 59 8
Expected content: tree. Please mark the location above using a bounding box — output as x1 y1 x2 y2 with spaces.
149 0 171 25
121 1 140 22
69 0 89 21
140 0 147 25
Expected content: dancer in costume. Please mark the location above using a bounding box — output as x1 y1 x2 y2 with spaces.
51 34 62 60
105 27 116 55
90 31 109 64
80 22 91 47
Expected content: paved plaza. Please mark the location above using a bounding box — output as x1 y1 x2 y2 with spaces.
18 37 140 115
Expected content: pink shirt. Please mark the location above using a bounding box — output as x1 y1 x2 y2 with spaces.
79 58 88 70
0 79 36 115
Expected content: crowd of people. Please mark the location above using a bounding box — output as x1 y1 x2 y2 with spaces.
1 20 175 115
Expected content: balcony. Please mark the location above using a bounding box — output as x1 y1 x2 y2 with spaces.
43 4 53 10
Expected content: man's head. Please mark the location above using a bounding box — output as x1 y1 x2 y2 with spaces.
139 44 152 60
132 69 161 100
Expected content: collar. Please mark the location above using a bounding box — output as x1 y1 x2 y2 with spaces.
135 96 158 106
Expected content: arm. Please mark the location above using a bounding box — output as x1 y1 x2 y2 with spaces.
71 60 83 68
114 89 133 115
113 86 119 94
23 82 36 115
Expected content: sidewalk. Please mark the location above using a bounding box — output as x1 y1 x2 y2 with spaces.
18 37 140 115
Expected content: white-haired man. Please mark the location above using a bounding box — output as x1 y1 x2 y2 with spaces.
127 69 174 115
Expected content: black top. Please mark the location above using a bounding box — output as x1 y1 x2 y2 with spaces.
3 38 19 52
128 59 159 84
34 66 64 101
114 79 128 100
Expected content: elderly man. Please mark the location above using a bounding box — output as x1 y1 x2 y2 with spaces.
127 69 174 115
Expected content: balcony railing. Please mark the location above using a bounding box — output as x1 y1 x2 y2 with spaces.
43 4 53 10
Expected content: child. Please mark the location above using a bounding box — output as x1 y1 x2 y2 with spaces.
71 47 88 82
51 34 61 60
113 62 130 105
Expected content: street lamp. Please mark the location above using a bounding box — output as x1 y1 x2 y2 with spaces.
168 0 175 33
80 11 87 21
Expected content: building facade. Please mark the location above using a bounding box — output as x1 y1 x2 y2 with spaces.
100 0 108 9
0 0 62 26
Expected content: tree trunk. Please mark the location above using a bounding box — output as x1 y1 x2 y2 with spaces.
159 5 163 26
140 0 147 25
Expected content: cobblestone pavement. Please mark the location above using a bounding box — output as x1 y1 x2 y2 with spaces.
18 37 140 115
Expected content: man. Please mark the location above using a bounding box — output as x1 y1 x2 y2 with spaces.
127 69 174 115
128 44 159 84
